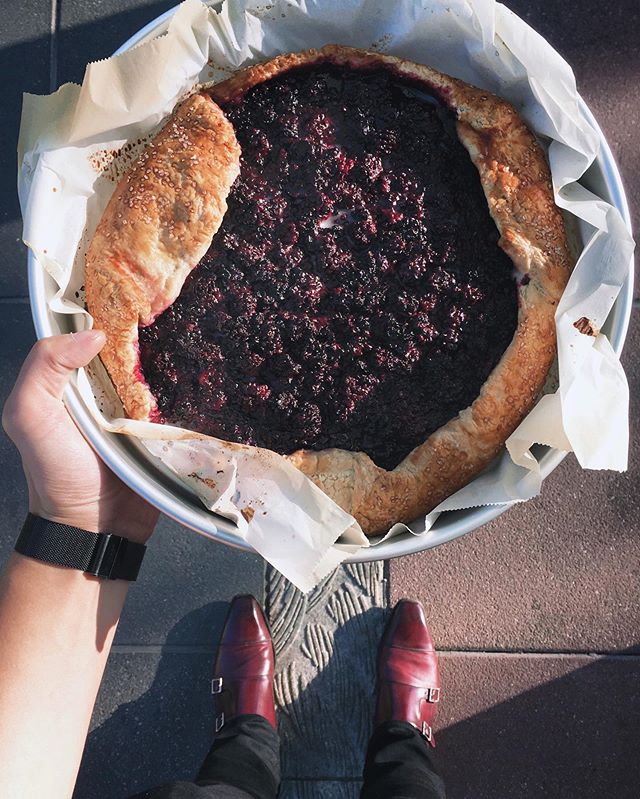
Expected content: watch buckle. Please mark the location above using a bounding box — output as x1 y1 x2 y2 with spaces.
87 534 126 580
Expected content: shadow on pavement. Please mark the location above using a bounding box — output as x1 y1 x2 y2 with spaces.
1 1 176 227
436 647 640 799
77 603 640 799
74 601 225 799
276 605 388 784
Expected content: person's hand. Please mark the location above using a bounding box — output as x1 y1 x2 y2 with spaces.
2 331 158 544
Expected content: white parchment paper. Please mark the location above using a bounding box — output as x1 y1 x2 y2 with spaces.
17 0 634 591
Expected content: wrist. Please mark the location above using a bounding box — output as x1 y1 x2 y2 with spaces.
16 514 148 582
29 509 156 545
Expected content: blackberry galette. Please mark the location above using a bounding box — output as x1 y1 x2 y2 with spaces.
86 46 571 534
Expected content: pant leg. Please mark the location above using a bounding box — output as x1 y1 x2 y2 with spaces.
360 721 446 799
195 714 280 797
130 783 251 799
130 715 280 799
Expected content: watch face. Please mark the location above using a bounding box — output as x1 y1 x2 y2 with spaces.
138 64 517 469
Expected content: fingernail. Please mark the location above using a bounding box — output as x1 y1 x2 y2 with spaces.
71 329 106 346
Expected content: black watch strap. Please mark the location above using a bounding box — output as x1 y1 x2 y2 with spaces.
15 513 146 581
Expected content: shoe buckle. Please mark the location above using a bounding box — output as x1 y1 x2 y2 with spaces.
421 721 432 742
427 687 440 703
211 677 224 695
215 712 225 732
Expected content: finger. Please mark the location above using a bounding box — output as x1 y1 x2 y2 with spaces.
3 331 105 437
16 330 105 399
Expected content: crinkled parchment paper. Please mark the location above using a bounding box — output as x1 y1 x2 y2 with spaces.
17 0 634 591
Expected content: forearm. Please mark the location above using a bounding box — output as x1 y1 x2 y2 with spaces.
0 553 128 799
0 333 158 796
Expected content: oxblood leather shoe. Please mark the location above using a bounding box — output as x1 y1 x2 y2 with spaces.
211 595 276 731
375 599 441 747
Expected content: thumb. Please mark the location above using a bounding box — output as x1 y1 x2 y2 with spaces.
15 330 106 402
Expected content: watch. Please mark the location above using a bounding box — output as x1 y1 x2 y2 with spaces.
15 513 147 581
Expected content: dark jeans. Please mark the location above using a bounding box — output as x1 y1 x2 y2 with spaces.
131 715 445 799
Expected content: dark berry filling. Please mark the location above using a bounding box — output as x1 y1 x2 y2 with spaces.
138 64 518 470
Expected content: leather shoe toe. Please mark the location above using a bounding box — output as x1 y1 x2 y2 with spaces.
212 594 276 729
375 599 440 746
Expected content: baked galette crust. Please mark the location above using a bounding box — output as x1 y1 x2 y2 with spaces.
86 46 571 535
86 93 241 421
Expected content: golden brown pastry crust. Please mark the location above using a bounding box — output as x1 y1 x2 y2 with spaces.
87 46 571 535
85 93 241 420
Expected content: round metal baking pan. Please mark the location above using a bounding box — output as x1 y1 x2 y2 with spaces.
28 5 635 562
